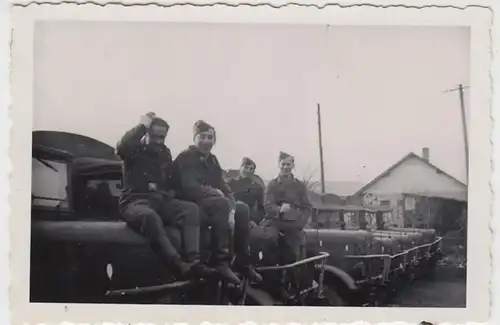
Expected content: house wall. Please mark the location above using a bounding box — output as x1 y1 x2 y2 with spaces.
355 193 404 227
359 156 467 227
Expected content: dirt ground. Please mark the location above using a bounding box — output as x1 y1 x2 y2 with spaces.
389 265 466 307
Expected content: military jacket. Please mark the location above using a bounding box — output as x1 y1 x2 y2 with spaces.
115 124 174 207
173 145 235 204
265 174 312 221
228 176 266 223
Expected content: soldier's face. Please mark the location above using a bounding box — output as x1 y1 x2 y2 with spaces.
279 158 294 175
194 129 215 152
240 164 255 178
147 125 168 145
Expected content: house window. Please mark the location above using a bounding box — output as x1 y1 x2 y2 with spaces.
31 157 69 211
405 196 416 211
344 212 355 226
383 212 392 223
380 200 390 207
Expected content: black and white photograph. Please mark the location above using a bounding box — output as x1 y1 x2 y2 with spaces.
9 4 492 324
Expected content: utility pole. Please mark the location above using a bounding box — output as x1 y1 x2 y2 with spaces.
317 103 326 194
444 84 469 183
458 84 469 183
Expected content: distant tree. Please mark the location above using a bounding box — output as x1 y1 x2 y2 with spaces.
301 171 320 193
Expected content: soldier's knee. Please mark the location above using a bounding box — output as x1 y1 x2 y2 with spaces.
183 201 201 226
140 211 165 238
183 201 200 215
235 201 250 213
235 202 250 222
211 196 231 210
268 227 280 241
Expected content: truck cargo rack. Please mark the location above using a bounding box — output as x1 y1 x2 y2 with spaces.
343 237 442 282
105 278 207 298
256 252 330 299
256 252 330 271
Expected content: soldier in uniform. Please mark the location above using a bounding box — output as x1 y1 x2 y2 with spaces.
263 151 312 264
173 120 262 284
116 112 214 279
227 157 266 226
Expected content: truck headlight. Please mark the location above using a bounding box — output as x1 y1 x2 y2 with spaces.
106 263 113 280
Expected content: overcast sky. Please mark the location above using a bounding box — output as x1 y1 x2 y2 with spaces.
33 22 470 184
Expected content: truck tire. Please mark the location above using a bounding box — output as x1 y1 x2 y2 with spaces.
321 284 346 306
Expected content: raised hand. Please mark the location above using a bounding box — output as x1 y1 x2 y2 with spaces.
140 112 156 128
280 203 291 213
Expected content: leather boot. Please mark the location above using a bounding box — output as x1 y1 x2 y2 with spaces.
245 265 263 283
236 264 262 283
210 224 241 283
233 255 263 283
214 262 241 285
171 256 195 279
188 260 217 278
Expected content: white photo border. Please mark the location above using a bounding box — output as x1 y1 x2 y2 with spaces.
9 3 493 324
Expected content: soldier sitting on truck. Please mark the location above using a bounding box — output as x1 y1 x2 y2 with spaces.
116 112 214 280
173 120 262 284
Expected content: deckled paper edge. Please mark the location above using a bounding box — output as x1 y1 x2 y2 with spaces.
1 3 12 325
8 0 497 9
6 2 496 325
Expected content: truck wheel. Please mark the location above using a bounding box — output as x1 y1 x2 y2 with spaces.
321 285 345 306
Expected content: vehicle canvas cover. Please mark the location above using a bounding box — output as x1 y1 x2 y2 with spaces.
32 131 124 215
33 130 120 161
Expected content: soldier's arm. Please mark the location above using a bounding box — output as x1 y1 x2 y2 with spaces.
174 153 208 202
220 180 235 202
160 149 176 195
255 185 266 223
226 178 236 193
115 124 147 160
264 180 281 218
218 167 236 209
297 181 312 227
210 157 236 208
297 181 312 210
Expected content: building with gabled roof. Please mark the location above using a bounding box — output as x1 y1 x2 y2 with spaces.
354 147 467 228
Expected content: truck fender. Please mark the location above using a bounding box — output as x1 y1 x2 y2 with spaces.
318 264 358 291
316 264 362 305
244 286 276 305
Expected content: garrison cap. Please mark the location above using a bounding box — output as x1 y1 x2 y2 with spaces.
241 157 256 168
279 151 294 163
193 120 215 137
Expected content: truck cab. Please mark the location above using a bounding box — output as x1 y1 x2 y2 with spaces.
30 131 174 303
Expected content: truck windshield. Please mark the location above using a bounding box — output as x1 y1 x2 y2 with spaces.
31 157 69 210
86 179 122 198
73 174 122 220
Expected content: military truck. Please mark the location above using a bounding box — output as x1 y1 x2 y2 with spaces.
30 131 338 306
31 130 442 307
303 203 443 305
